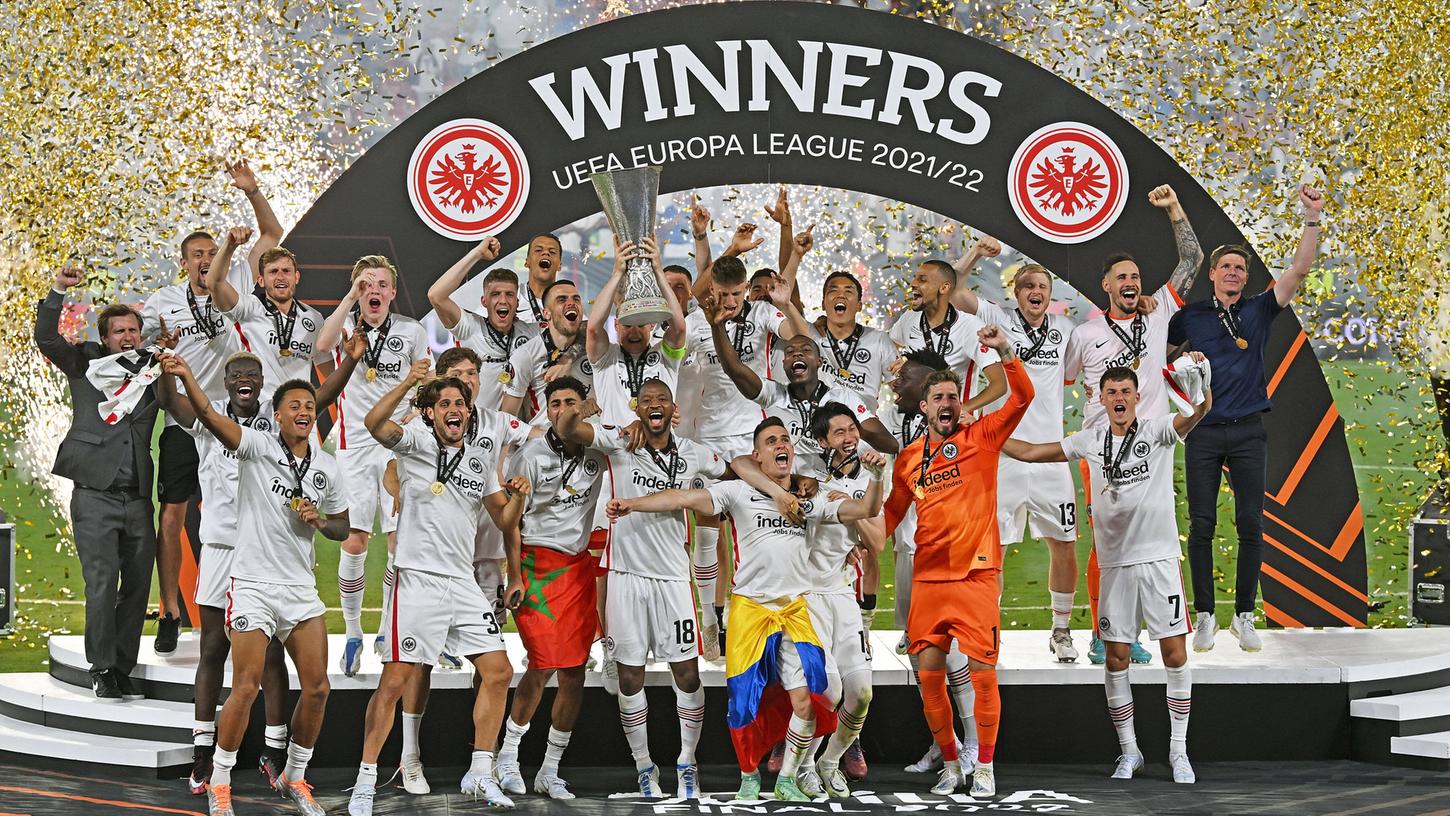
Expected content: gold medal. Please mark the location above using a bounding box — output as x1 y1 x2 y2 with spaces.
366 367 378 382
279 347 292 358
1131 357 1140 370
629 397 638 410
1235 337 1248 350
497 370 512 385
565 485 578 496
838 367 851 378
430 481 445 495
914 485 926 499
290 496 304 511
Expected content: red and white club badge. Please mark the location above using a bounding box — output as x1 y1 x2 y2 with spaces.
407 118 530 241
1007 122 1128 245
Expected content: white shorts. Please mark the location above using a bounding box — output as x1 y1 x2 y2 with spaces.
473 557 509 627
807 591 870 682
1098 557 1191 643
996 455 1077 544
775 630 838 691
337 444 399 535
385 569 504 663
592 469 613 534
226 579 325 642
196 542 235 609
604 571 699 666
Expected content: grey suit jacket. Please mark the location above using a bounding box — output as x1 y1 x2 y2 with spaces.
33 290 159 497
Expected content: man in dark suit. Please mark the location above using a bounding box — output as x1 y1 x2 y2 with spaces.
34 266 167 700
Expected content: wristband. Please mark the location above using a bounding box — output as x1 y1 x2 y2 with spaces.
692 232 706 240
244 187 261 197
1304 220 1321 227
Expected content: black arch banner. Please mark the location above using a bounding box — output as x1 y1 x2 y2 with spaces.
288 2 1366 627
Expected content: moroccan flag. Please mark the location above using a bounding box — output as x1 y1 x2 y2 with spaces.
725 594 838 772
515 545 600 670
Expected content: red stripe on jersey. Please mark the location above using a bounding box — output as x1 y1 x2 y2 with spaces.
728 513 741 579
600 460 616 571
225 579 234 628
962 360 977 401
389 573 401 663
233 323 251 351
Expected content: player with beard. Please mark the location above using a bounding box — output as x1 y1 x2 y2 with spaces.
890 258 1007 412
608 417 884 802
208 229 330 392
501 279 593 422
1063 184 1203 666
163 358 349 816
142 160 283 653
1003 364 1213 784
587 236 687 426
884 325 1033 798
428 236 540 412
162 334 364 796
316 256 433 677
555 378 725 799
494 377 609 800
347 365 528 814
515 233 564 327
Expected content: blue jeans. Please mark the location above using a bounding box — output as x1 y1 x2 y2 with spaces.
1184 414 1266 615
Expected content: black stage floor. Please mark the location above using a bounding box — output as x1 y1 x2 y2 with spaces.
3 761 1450 816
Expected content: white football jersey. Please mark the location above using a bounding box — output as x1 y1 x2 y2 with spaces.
503 329 594 421
752 379 874 478
591 429 725 581
592 342 685 427
142 264 251 425
447 310 538 411
685 302 788 438
976 300 1078 444
506 431 608 555
391 423 502 575
330 313 432 450
708 480 842 603
809 466 873 595
231 426 347 586
772 323 895 413
223 293 329 390
889 305 1000 400
1059 414 1183 568
185 400 273 545
1063 284 1181 431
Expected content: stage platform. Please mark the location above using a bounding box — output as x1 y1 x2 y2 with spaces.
4 628 1450 775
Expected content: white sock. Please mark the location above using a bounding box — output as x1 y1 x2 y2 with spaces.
946 651 976 747
283 741 313 783
693 526 719 627
1166 664 1192 756
618 690 653 771
211 747 237 787
356 762 378 789
675 685 705 765
499 718 529 763
1105 669 1139 757
401 711 422 762
264 723 287 751
541 727 571 776
1050 590 1075 629
192 719 216 748
780 713 814 778
338 550 367 639
469 750 495 777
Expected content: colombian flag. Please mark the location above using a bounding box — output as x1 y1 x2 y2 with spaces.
725 594 838 772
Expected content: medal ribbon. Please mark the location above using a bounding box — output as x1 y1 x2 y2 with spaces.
485 319 516 358
827 450 860 481
261 294 298 356
916 432 948 494
900 410 927 447
1104 313 1145 362
186 287 219 339
644 437 681 489
278 436 313 499
227 403 259 427
542 326 579 365
434 438 466 491
621 347 650 400
546 429 584 494
358 310 393 373
1213 296 1244 347
919 306 958 358
727 300 754 360
1100 420 1140 491
789 382 829 439
1015 309 1050 362
827 324 864 374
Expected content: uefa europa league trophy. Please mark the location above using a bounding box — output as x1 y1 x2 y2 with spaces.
590 166 670 326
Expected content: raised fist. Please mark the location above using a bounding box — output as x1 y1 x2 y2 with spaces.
475 236 502 262
1300 184 1325 216
972 235 1002 258
1147 185 1179 210
54 266 84 290
225 226 254 247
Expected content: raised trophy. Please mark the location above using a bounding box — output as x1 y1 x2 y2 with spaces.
590 166 670 326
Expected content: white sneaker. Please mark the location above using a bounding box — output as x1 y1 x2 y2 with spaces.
602 657 620 696
960 742 980 773
676 763 700 799
1192 612 1217 652
1049 628 1079 663
817 760 850 798
930 759 964 794
462 769 515 807
534 769 575 800
896 632 910 655
637 765 662 797
1171 753 1196 783
399 756 430 794
1111 753 1144 779
1230 612 1262 652
702 624 721 662
905 742 943 773
494 760 526 795
795 766 825 798
347 783 374 816
969 762 995 798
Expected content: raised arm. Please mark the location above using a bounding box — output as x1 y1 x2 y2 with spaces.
729 453 805 521
949 235 1002 315
318 276 363 353
161 353 242 451
609 487 717 518
690 197 714 281
429 237 501 330
708 302 763 400
962 361 1008 416
692 223 763 303
1172 354 1215 438
316 327 365 410
227 160 283 283
587 238 631 364
1274 184 1326 307
834 453 886 522
365 358 431 448
653 238 687 348
34 267 88 378
206 226 253 313
764 185 794 279
1001 437 1068 463
555 404 597 447
974 328 1034 446
156 365 198 428
859 417 901 455
1148 185 1204 296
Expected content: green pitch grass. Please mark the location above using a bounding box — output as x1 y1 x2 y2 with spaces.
0 359 1429 673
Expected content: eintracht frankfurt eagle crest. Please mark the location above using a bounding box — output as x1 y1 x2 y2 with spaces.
1008 122 1129 245
408 118 530 241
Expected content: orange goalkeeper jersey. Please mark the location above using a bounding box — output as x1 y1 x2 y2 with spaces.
885 358 1033 581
